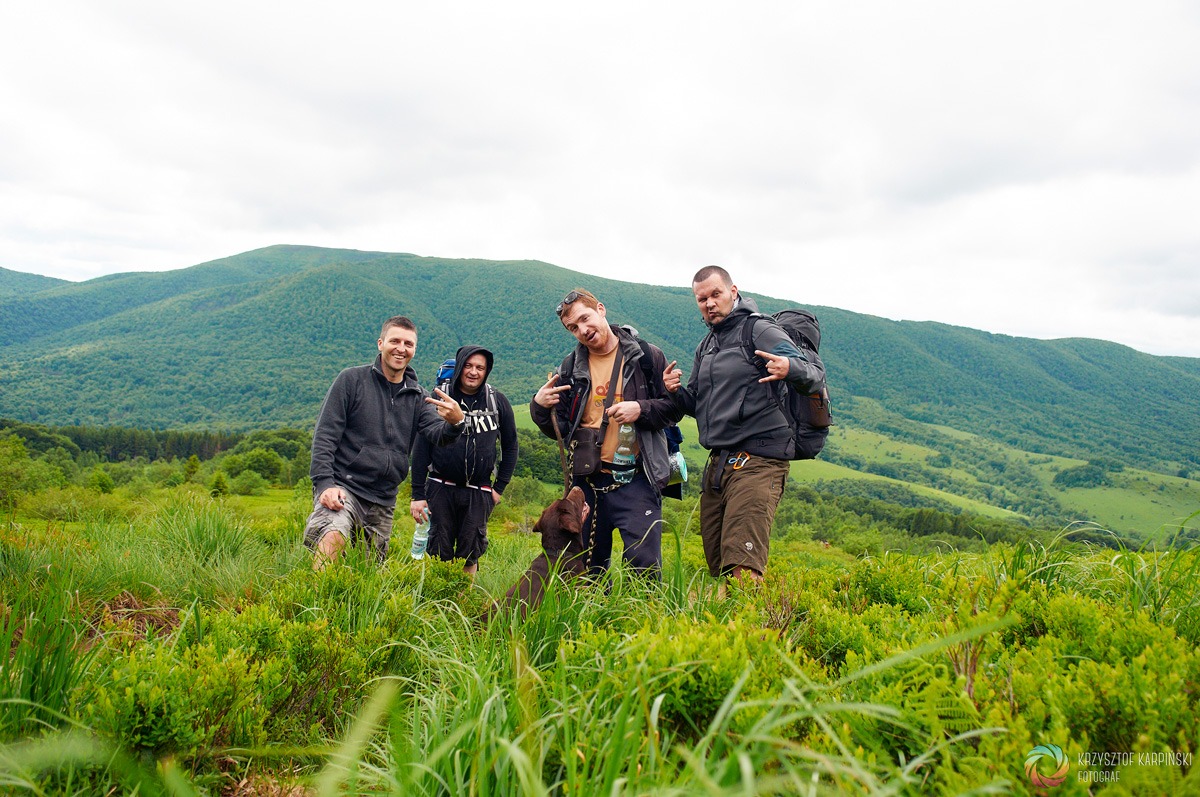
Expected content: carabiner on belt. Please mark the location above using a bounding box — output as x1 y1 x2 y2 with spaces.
727 451 750 470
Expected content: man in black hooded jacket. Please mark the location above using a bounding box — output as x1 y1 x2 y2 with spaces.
410 345 519 576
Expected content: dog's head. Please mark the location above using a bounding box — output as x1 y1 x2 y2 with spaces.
533 486 590 560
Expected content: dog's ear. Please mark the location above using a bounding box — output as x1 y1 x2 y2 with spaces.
555 489 587 534
563 486 589 532
532 497 564 538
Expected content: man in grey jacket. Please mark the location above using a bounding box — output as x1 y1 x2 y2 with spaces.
664 266 825 581
303 316 466 568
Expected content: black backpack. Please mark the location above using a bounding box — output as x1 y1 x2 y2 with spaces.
740 309 832 460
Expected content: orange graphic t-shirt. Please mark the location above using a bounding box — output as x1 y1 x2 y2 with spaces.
582 348 638 463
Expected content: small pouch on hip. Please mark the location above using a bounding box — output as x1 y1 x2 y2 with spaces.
570 428 602 476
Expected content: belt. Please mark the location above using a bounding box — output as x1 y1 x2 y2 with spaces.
428 475 493 492
705 450 750 493
581 472 624 495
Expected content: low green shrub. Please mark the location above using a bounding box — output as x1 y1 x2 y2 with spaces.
560 614 812 737
851 554 934 614
87 642 268 759
196 603 369 743
17 485 129 523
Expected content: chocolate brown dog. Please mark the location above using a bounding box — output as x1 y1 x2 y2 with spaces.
488 486 591 621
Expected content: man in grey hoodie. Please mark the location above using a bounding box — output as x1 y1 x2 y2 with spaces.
303 316 466 568
664 267 825 581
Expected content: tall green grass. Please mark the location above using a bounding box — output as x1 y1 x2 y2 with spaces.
294 586 1013 796
3 490 1198 794
0 570 97 742
1097 511 1200 641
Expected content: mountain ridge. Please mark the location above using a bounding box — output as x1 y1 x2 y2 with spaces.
0 265 69 297
3 245 1197 481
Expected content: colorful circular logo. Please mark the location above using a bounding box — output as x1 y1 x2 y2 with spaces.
1025 744 1069 788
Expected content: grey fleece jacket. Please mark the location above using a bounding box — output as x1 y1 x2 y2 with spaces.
672 296 825 459
310 355 463 505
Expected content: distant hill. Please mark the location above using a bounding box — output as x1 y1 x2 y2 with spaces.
2 245 1198 503
0 266 68 298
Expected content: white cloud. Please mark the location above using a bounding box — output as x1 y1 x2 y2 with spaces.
1 1 1198 355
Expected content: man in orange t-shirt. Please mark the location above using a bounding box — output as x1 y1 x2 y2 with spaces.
531 289 681 577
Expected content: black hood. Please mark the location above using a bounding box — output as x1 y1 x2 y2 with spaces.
452 345 494 392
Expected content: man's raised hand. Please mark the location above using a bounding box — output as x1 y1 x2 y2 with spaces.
534 373 570 408
662 360 682 393
754 350 791 383
426 387 466 424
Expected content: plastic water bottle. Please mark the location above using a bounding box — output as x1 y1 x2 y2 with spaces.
668 451 688 486
410 508 431 559
612 423 636 484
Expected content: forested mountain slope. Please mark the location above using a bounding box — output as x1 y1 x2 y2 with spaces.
3 245 1198 478
0 265 67 298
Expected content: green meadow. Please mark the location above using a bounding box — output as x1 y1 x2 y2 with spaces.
3 421 1200 795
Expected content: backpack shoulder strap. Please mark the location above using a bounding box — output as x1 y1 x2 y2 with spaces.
486 383 497 414
560 350 577 379
740 312 769 367
739 313 793 427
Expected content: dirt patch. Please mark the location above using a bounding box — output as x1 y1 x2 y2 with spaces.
93 590 182 645
222 774 313 797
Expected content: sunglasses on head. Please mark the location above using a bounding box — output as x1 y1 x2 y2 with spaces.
555 290 582 316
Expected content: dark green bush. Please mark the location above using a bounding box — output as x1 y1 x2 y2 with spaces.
561 615 810 737
231 469 268 495
88 643 268 759
1053 463 1108 488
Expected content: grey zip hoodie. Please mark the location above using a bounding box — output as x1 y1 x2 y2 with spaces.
310 355 463 505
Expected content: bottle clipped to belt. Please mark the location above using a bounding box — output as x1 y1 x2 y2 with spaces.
612 423 636 484
411 508 431 559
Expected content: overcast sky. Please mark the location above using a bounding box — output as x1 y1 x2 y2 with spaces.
2 2 1198 356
